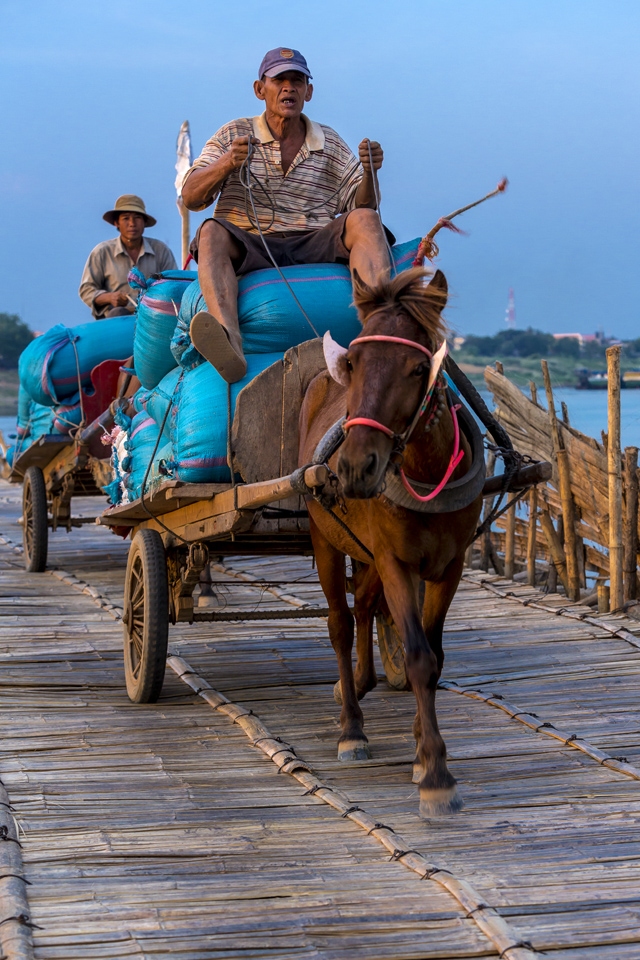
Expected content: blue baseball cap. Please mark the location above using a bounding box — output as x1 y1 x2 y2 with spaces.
258 47 312 80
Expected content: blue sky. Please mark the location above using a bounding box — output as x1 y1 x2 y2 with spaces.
1 0 638 338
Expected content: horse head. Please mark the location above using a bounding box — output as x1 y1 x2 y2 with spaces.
326 266 448 499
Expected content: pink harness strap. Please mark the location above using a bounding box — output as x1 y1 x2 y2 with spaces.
343 417 395 438
350 335 433 359
399 404 464 503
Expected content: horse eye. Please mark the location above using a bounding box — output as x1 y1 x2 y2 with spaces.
412 363 428 377
345 358 353 372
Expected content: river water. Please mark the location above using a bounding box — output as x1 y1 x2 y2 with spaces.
2 388 640 450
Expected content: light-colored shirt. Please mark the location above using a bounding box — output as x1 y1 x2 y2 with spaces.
183 112 363 234
79 235 177 319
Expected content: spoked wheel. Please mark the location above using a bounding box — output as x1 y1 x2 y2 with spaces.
22 466 48 572
376 582 426 691
123 529 169 703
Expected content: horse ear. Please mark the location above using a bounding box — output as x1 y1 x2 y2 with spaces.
427 269 448 312
323 331 351 387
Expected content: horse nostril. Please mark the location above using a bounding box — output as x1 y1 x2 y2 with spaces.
364 453 378 478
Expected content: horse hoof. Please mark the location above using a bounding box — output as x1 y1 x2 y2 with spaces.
412 761 424 784
338 739 372 762
419 786 464 818
333 680 343 704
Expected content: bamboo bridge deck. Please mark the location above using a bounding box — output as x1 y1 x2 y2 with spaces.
1 480 640 958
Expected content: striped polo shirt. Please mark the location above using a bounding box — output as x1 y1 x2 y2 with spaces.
184 112 364 234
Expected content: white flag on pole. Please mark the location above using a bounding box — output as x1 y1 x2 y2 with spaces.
175 120 192 198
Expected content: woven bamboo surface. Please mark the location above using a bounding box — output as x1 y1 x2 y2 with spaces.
1 484 640 956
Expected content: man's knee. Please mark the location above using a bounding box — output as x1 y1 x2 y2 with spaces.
199 220 239 259
344 208 385 249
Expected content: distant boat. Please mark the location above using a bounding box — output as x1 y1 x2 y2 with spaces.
576 368 640 389
576 368 608 389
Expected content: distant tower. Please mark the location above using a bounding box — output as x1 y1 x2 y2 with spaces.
505 288 516 328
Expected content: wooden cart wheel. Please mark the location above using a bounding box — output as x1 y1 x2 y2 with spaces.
22 465 48 573
376 582 425 691
123 529 169 703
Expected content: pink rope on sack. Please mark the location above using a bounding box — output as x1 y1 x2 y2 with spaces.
399 404 464 503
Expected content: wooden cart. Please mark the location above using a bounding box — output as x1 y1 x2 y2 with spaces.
99 342 552 704
9 359 132 572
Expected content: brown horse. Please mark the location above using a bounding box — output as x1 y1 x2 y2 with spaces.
298 267 483 816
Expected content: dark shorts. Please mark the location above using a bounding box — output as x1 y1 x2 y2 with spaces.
190 214 395 277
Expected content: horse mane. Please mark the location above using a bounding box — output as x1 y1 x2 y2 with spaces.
352 267 448 345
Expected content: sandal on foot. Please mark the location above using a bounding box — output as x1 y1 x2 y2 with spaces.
190 312 247 384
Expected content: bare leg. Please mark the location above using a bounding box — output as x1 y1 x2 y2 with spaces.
191 221 247 382
343 208 391 288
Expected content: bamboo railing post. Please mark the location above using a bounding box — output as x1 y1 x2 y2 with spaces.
504 494 516 580
607 346 623 611
527 487 538 586
480 449 496 572
539 503 570 594
541 360 580 601
623 446 639 601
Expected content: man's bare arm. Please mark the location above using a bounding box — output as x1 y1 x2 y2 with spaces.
182 136 259 211
354 139 384 210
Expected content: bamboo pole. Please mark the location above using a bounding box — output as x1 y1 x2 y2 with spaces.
177 197 190 268
607 346 623 611
541 360 580 601
623 446 639 601
527 486 538 586
480 449 496 572
539 504 570 594
504 494 516 579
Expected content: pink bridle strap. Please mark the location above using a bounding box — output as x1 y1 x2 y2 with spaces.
399 403 465 503
349 335 433 358
343 417 395 438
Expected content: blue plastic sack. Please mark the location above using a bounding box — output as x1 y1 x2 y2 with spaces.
12 399 56 460
132 366 182 433
171 238 421 369
52 401 83 435
122 412 174 501
166 353 282 484
18 316 135 407
16 385 32 439
129 269 195 389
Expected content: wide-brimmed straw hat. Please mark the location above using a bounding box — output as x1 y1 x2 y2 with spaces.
103 194 156 227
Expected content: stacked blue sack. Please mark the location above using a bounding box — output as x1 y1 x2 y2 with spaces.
120 411 173 501
19 316 135 406
117 354 281 494
129 268 195 389
11 384 57 463
171 238 420 369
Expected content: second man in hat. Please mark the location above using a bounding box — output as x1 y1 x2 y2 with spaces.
79 195 177 319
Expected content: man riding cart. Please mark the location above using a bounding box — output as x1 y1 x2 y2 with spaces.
181 46 390 383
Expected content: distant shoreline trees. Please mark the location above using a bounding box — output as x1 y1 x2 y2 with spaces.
0 313 35 368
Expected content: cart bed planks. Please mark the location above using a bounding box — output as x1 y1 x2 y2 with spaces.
1 484 640 956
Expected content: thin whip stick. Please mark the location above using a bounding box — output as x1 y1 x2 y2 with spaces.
413 178 508 264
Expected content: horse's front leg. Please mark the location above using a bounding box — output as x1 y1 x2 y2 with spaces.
413 554 465 784
310 518 372 761
334 559 381 705
377 553 460 816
